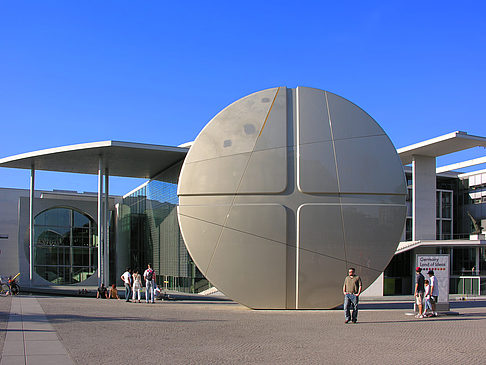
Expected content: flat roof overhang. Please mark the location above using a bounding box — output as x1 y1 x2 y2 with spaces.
398 131 486 165
396 239 486 254
0 141 189 179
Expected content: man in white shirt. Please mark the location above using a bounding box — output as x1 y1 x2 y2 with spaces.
120 268 132 302
143 264 155 303
428 270 439 316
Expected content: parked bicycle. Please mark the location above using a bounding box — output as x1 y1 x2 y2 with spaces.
0 273 20 296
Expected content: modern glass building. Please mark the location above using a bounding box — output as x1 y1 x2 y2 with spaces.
119 162 210 293
384 167 486 296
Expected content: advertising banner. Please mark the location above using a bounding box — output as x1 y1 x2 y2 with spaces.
416 254 450 310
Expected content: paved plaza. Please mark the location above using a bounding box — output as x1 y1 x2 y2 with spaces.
1 295 486 365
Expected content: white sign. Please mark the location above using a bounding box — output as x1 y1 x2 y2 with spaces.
416 254 449 304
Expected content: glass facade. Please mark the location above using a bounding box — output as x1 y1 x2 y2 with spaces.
121 162 209 293
436 190 453 240
31 207 98 284
452 247 476 276
384 250 412 295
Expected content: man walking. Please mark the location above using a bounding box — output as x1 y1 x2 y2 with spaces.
121 268 132 302
343 267 362 324
428 270 439 317
144 264 155 303
414 267 425 318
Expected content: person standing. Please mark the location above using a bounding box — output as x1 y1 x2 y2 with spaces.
414 267 425 318
144 264 155 303
428 270 439 317
132 270 142 303
121 268 132 302
343 267 362 324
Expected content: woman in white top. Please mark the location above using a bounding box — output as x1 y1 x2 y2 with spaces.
132 271 142 303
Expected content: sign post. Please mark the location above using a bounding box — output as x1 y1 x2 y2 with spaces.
416 254 450 312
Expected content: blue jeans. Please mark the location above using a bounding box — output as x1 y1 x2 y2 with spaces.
124 283 131 301
344 294 359 322
146 280 154 302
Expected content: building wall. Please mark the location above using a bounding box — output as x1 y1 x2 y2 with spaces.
0 188 33 279
0 187 121 288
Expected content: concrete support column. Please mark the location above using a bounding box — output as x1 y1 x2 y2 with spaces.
412 155 436 241
29 165 35 284
97 157 104 287
476 247 480 276
104 169 109 286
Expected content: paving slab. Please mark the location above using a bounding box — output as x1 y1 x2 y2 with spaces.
0 355 25 365
23 331 59 341
1 341 24 356
25 340 68 355
26 354 74 365
0 296 74 365
4 333 22 343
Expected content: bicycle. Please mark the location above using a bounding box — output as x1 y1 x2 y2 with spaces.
0 283 9 296
0 273 20 296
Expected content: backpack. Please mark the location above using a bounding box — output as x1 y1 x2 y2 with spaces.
146 269 153 281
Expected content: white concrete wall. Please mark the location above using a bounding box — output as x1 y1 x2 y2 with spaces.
361 272 383 297
412 155 436 240
0 188 31 278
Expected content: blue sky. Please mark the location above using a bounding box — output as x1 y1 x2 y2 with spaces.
1 1 485 195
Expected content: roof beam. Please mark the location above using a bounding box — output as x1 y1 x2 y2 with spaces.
398 131 486 165
436 156 486 173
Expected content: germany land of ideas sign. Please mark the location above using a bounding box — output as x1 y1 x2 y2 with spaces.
416 254 450 307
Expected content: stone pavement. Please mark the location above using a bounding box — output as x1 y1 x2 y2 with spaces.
0 296 74 365
1 295 486 364
0 297 10 357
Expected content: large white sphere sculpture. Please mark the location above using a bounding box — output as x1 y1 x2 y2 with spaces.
177 87 407 309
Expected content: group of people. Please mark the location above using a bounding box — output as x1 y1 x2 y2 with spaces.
97 264 159 303
414 267 439 318
342 266 440 324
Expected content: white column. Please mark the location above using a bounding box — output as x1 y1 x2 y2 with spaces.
104 169 109 286
412 155 436 241
29 165 35 284
476 247 480 276
97 157 104 287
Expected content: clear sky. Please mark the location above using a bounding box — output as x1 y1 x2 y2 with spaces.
1 1 485 195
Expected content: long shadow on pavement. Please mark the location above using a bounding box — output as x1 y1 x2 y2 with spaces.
1 312 227 324
358 316 486 324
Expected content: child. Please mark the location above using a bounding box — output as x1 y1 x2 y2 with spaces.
423 279 432 317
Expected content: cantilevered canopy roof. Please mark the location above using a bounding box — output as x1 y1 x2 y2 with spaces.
398 131 486 165
0 141 189 179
